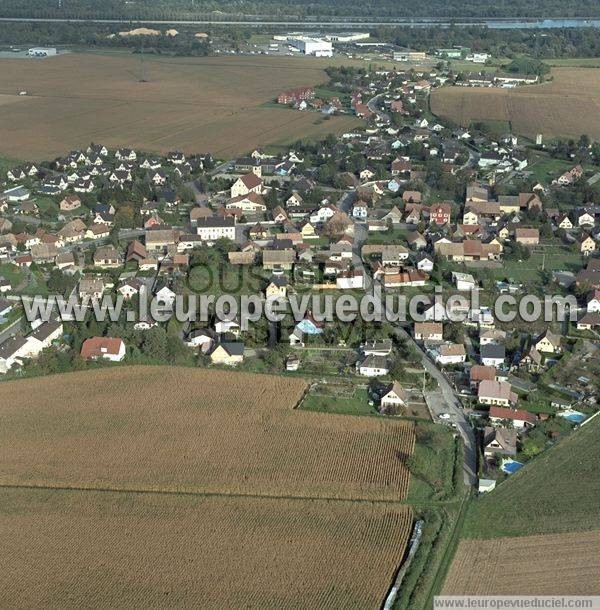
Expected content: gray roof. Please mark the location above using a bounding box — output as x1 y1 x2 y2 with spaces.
481 343 505 359
29 320 62 342
0 336 28 359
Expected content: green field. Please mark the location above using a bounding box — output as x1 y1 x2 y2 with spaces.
462 413 600 539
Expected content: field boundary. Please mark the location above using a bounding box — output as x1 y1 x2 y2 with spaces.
0 481 415 506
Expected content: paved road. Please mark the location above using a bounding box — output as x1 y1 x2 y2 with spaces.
367 93 390 123
395 325 477 487
0 315 24 344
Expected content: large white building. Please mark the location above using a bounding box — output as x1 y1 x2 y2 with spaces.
288 37 333 57
196 217 236 242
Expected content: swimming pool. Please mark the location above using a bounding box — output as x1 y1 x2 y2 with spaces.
501 459 524 474
559 411 587 424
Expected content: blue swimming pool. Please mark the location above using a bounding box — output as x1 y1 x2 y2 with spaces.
561 411 587 424
501 460 524 474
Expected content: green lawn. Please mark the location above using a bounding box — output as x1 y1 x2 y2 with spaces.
299 388 376 416
527 155 572 183
462 412 600 538
406 424 459 503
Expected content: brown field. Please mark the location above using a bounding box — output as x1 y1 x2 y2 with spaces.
443 530 600 596
0 365 414 501
0 53 361 160
0 487 413 609
431 68 600 140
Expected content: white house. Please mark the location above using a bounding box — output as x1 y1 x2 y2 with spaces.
380 381 407 409
358 354 389 377
196 217 236 242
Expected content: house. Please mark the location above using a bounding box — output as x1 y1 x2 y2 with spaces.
190 206 213 226
85 223 110 240
231 173 264 198
0 336 30 373
576 210 595 227
380 381 407 409
556 164 583 186
483 426 517 458
479 381 518 407
480 343 506 368
185 328 216 353
488 405 536 429
402 190 422 204
515 228 540 246
93 245 120 268
265 276 288 299
80 337 126 362
362 340 393 357
59 194 82 211
210 341 245 366
535 329 561 354
26 320 63 353
520 346 543 372
435 343 466 365
196 217 236 242
576 312 600 330
358 354 389 377
125 240 148 263
382 206 403 225
352 201 368 220
469 365 496 389
415 252 434 273
155 285 177 308
336 269 364 289
0 275 11 293
430 203 452 225
556 214 573 230
587 289 600 313
58 219 86 243
30 243 58 264
414 322 443 342
226 192 267 212
118 277 144 300
579 233 596 256
79 276 104 300
3 186 30 202
452 271 476 291
262 249 295 272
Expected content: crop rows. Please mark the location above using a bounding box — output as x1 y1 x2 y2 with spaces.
444 531 600 596
0 366 415 501
0 488 414 609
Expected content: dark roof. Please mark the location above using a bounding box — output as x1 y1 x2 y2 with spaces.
29 320 62 342
481 343 506 359
0 336 28 359
196 217 235 228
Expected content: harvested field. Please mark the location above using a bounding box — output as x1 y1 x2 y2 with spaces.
0 53 361 160
443 531 600 596
0 487 413 609
431 68 600 140
0 366 414 501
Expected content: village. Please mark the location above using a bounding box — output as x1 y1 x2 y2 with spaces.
0 60 599 492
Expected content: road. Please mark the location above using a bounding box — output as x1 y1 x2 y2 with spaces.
0 314 24 343
396 325 477 487
0 17 586 27
367 93 390 123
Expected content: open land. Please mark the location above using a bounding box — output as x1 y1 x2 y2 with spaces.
443 531 600 596
0 366 414 501
0 487 413 609
431 68 600 140
0 53 362 160
460 412 600 539
0 366 416 608
443 415 600 597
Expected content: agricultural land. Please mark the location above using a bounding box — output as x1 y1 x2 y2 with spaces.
431 68 600 140
0 53 361 160
442 414 600 596
0 366 416 609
